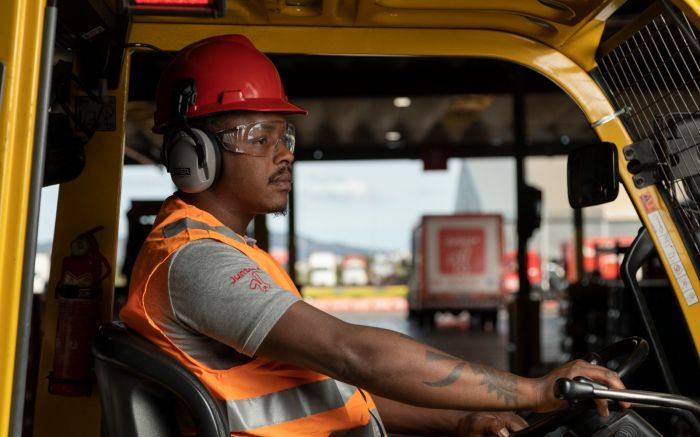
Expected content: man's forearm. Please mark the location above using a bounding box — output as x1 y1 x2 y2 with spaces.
339 326 539 412
260 300 624 417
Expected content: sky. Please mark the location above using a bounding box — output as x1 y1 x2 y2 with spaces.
287 159 515 251
37 158 516 253
284 160 460 252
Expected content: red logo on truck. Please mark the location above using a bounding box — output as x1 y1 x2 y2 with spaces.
439 228 485 274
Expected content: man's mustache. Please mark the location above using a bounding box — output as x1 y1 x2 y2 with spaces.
269 165 292 183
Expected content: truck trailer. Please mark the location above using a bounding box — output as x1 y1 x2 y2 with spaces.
408 214 505 328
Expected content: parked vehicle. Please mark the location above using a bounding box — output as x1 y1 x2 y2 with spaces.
369 253 394 285
408 214 505 327
308 252 338 287
341 255 369 286
562 236 636 282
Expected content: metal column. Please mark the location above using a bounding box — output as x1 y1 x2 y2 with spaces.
509 90 541 375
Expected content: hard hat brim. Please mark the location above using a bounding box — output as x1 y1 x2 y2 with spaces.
199 98 308 117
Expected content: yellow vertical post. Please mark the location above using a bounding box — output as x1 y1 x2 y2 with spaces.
32 53 130 437
0 1 47 436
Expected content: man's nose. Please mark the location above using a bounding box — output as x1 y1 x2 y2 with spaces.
274 142 294 163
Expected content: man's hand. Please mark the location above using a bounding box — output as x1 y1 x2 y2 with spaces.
455 411 527 436
533 359 628 416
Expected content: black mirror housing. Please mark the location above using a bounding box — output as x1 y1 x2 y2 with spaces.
568 142 620 208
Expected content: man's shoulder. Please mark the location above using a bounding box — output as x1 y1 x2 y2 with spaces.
171 239 251 269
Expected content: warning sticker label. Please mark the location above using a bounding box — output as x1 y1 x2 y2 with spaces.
647 211 698 306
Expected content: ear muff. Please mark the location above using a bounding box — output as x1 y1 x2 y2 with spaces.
162 128 221 193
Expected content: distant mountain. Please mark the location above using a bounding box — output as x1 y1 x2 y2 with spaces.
270 233 387 260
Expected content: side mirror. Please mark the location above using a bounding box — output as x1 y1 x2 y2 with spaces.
567 142 619 208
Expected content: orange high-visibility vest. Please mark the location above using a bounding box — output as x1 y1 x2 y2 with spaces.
121 196 384 436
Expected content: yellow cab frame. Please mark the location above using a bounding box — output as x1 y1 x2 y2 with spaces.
3 0 700 436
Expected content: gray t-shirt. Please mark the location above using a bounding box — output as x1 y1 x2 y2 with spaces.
159 239 298 369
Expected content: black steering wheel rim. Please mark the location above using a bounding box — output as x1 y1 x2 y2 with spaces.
511 337 649 436
582 336 649 381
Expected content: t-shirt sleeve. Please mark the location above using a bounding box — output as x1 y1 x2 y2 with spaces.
168 239 299 356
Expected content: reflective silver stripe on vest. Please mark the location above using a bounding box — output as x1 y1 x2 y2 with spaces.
370 408 386 437
162 217 245 243
225 379 358 432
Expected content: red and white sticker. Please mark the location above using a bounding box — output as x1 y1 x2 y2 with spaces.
640 193 658 213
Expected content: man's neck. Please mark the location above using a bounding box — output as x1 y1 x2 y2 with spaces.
176 191 253 237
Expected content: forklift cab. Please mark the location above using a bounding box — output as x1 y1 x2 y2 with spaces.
3 1 700 436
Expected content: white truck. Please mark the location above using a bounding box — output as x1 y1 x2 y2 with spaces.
341 255 369 286
308 252 338 287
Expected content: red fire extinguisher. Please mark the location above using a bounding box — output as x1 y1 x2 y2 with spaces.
49 225 111 396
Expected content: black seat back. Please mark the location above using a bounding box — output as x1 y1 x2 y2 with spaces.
92 322 228 437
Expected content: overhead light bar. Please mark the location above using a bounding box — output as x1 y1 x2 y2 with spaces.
134 0 209 3
120 0 226 17
393 97 411 108
385 131 402 142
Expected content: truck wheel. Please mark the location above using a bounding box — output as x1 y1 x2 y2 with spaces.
481 310 498 332
418 311 434 329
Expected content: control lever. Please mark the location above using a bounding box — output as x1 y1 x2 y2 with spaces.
555 377 700 418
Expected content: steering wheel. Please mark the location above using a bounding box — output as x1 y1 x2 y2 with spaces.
511 337 649 437
581 336 649 381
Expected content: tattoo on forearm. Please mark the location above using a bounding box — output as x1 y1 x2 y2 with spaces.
421 351 518 406
470 362 518 405
422 350 465 387
423 362 466 387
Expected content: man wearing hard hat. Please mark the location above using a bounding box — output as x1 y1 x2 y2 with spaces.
121 34 626 437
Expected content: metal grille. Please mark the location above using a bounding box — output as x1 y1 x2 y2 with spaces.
596 2 700 262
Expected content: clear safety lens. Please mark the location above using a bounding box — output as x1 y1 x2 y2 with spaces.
216 120 295 157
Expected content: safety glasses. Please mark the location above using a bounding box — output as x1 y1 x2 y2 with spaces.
214 120 295 157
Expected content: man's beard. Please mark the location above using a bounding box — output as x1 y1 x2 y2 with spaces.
270 198 288 216
271 207 288 217
268 165 291 217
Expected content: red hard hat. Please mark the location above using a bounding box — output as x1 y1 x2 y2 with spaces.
153 34 306 132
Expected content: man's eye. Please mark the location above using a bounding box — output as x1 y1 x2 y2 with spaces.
251 137 269 146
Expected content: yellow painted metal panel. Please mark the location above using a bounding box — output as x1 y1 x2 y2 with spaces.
129 22 700 355
0 0 46 435
132 0 625 50
32 53 130 437
673 0 700 31
558 16 605 71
